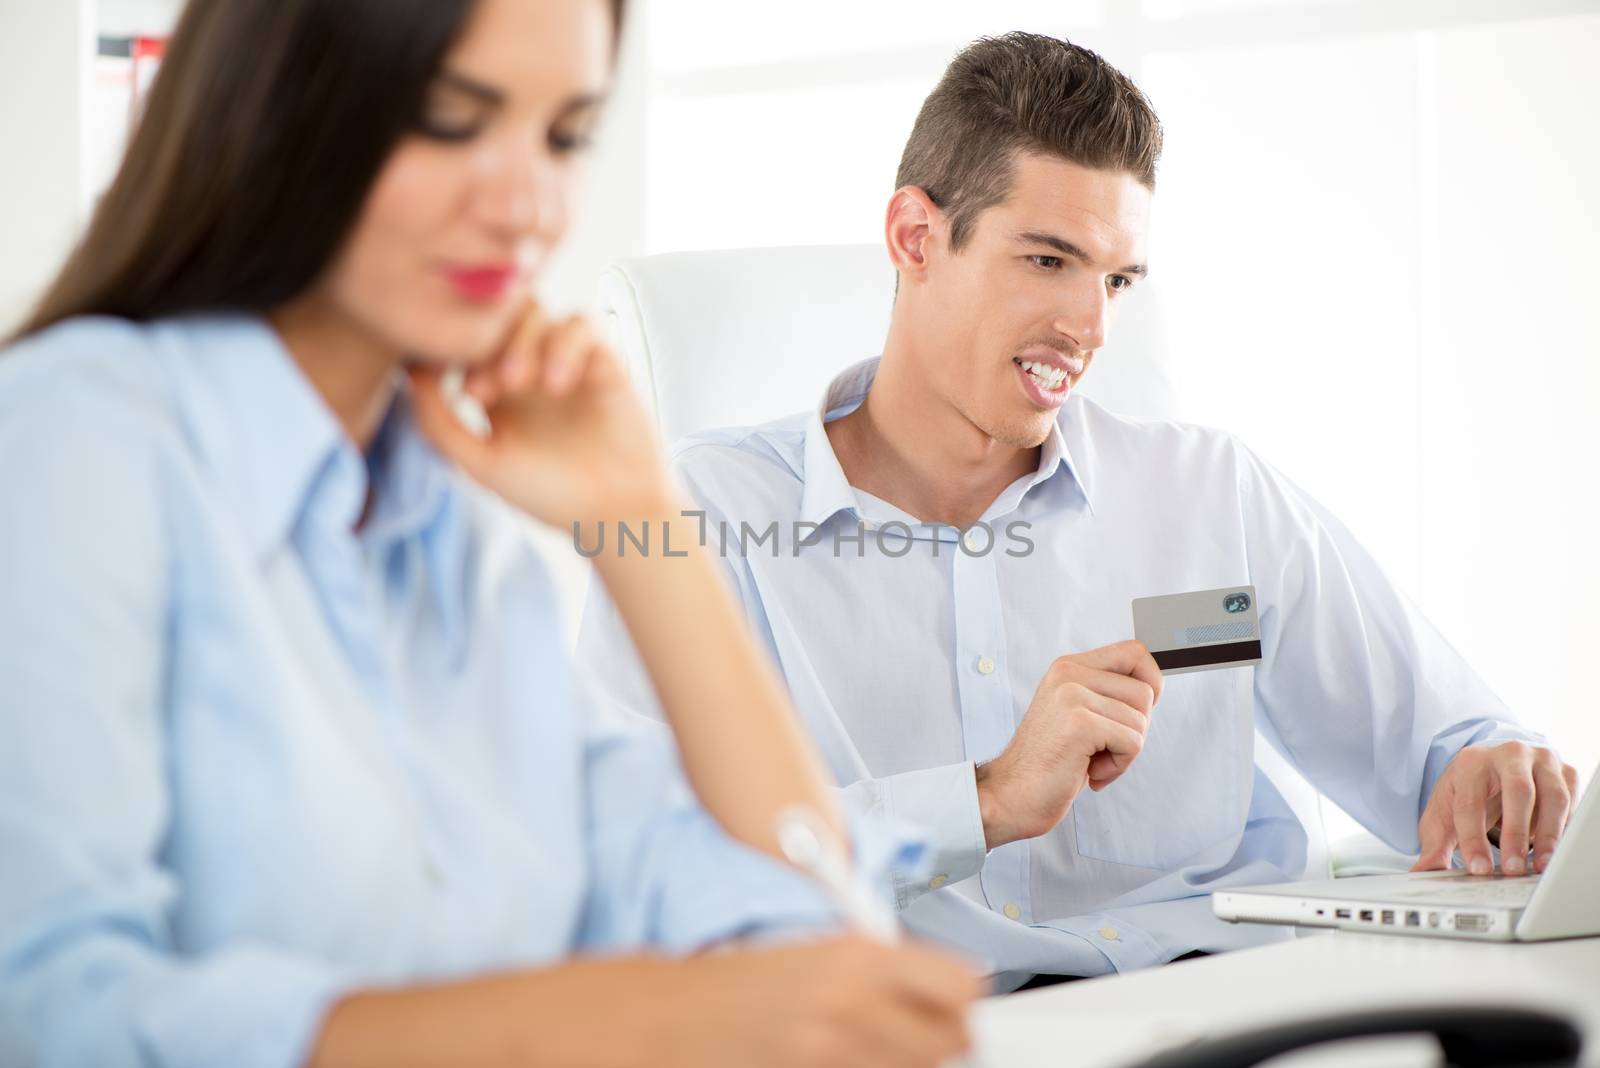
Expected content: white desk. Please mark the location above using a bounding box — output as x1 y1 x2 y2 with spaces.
973 931 1600 1066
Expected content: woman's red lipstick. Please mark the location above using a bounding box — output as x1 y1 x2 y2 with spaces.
442 263 518 302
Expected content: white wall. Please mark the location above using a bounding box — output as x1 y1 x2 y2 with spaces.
1143 13 1600 790
0 0 92 334
0 0 190 333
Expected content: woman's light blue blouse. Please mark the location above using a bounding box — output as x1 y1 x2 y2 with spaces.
0 315 846 1068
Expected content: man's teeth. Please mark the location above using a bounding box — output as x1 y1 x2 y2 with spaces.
1019 359 1069 390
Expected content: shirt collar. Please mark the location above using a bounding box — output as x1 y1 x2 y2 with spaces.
361 388 454 550
798 358 876 527
163 312 468 656
799 355 1093 527
162 313 349 560
362 389 467 662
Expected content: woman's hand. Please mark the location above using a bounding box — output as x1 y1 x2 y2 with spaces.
530 937 981 1068
308 937 982 1068
411 301 844 867
408 300 673 531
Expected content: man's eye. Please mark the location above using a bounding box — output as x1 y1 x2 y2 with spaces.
1029 255 1062 270
1108 274 1133 292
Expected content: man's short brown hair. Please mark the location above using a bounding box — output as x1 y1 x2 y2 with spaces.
896 32 1163 251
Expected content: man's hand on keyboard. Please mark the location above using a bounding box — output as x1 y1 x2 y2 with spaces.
1412 741 1579 877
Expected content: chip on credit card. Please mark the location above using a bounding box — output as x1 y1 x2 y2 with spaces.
1131 585 1262 675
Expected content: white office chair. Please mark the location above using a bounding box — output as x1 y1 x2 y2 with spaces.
596 242 1351 881
597 243 1181 443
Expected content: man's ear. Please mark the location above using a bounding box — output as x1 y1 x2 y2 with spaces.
884 186 943 282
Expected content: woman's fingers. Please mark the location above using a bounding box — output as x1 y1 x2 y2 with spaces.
462 310 593 418
499 302 549 394
539 316 595 397
462 363 500 406
408 367 494 479
833 942 977 1068
841 1003 968 1068
462 300 547 407
883 942 985 1017
470 302 624 416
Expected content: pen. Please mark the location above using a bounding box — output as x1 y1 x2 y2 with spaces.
776 806 983 1068
776 805 901 944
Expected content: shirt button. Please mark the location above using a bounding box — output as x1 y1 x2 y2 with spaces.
1099 926 1119 941
976 655 996 675
928 874 949 889
1003 902 1022 921
860 518 876 530
963 531 982 551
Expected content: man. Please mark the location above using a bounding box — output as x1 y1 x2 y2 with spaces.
577 32 1579 992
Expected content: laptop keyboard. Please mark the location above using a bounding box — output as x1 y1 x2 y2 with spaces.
1383 874 1540 905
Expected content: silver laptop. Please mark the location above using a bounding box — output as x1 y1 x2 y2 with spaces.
1214 766 1597 942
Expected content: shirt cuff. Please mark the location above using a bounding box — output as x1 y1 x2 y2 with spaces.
881 762 988 911
648 805 925 953
1036 913 1162 975
1463 725 1550 748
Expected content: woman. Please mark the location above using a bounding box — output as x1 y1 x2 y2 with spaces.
0 0 979 1065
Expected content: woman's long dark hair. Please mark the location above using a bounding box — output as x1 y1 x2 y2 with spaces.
15 0 622 342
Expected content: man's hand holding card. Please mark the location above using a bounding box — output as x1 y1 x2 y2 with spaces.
976 585 1265 851
975 640 1165 850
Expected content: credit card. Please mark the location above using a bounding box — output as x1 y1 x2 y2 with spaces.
1131 585 1262 675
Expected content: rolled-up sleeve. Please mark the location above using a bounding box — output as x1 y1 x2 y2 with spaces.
0 365 352 1068
1235 438 1546 853
573 685 928 952
577 582 964 917
844 762 985 911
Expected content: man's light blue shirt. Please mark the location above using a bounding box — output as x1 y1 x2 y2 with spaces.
0 315 857 1068
577 356 1545 992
